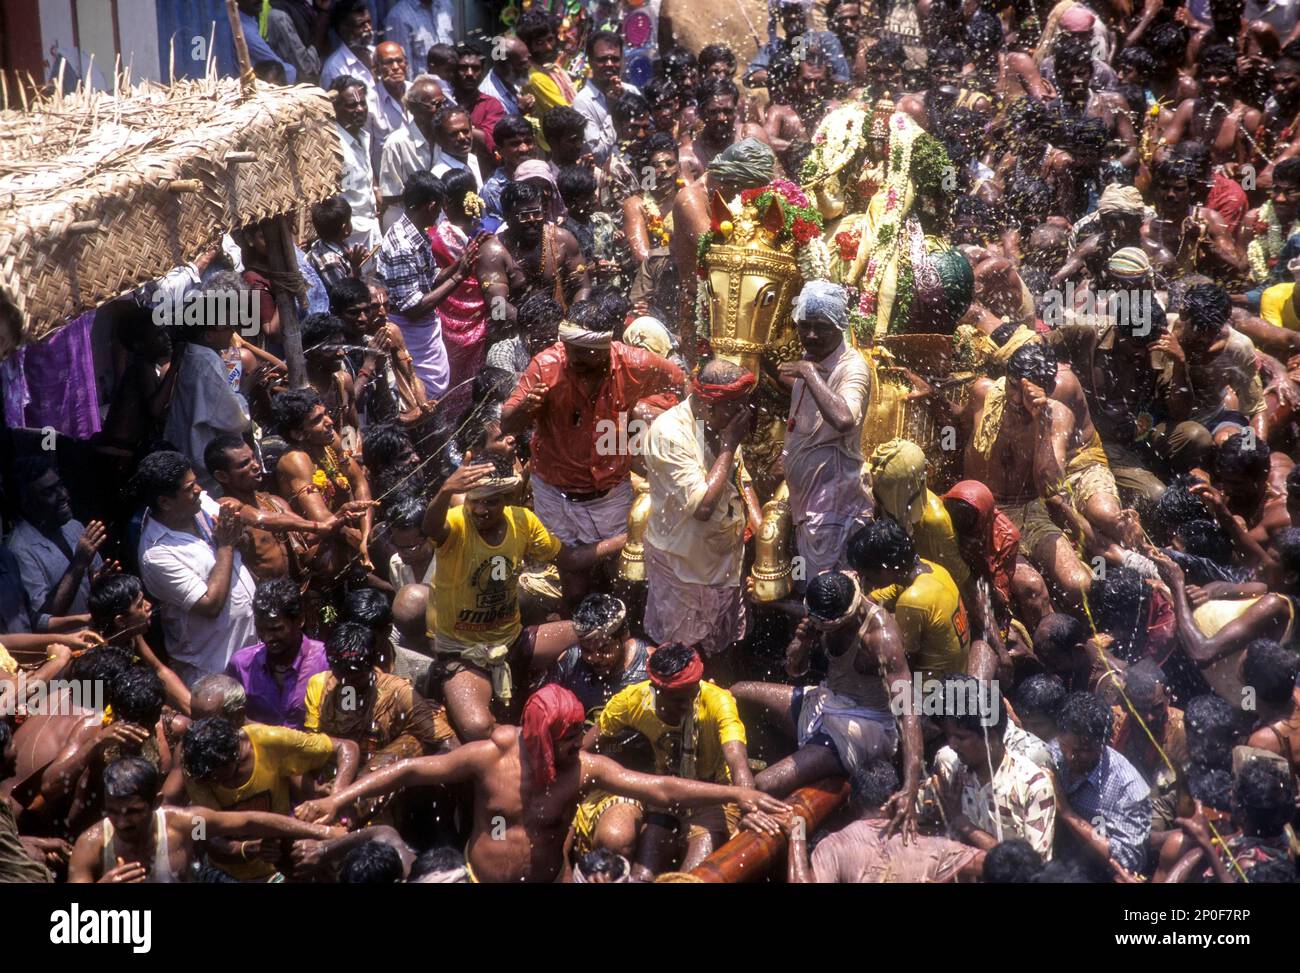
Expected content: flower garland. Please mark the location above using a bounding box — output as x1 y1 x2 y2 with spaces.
642 196 671 248
696 180 827 269
1247 200 1300 283
312 445 352 506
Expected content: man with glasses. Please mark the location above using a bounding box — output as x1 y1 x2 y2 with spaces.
572 31 641 166
378 76 447 231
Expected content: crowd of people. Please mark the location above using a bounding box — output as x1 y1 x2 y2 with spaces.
5 0 1300 885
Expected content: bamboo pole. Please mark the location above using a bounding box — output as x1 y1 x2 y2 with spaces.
688 777 849 883
224 0 257 99
264 215 308 389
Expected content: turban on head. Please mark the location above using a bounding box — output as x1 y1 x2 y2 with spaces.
514 160 568 221
793 280 850 331
1097 184 1146 218
648 648 704 690
867 439 928 531
521 685 586 791
691 370 756 403
992 325 1040 364
465 471 523 500
623 316 674 358
1060 4 1096 31
1107 246 1153 281
706 139 777 190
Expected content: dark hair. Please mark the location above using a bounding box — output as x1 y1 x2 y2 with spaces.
501 179 544 215
643 77 680 108
1242 639 1300 707
634 131 678 169
849 758 899 810
929 42 965 72
1234 758 1296 835
1053 34 1093 74
1287 463 1300 504
1007 342 1058 395
202 433 248 477
493 114 535 147
517 292 564 336
577 847 629 880
1174 518 1232 565
326 620 375 672
697 77 739 106
89 573 144 633
67 645 134 702
1199 44 1238 78
435 104 471 132
409 845 466 880
1185 694 1239 771
441 168 479 217
301 311 345 352
866 35 904 65
1122 659 1166 708
1276 157 1300 187
129 450 193 508
541 105 587 143
362 424 415 474
805 571 857 620
556 164 597 205
647 642 697 681
310 195 352 239
610 92 651 129
253 577 303 620
572 592 628 637
982 839 1043 883
592 287 630 331
965 9 1003 53
1181 283 1231 337
113 666 164 727
329 0 369 34
329 74 368 102
1188 766 1234 811
697 43 736 71
386 495 426 533
1056 691 1112 744
1015 674 1067 725
427 43 456 70
1275 527 1300 585
340 841 405 883
103 756 161 802
1150 477 1212 544
1247 858 1299 883
846 517 917 575
1090 564 1150 658
182 717 241 781
567 300 612 335
1117 45 1156 78
515 9 558 47
328 276 371 316
1033 613 1087 663
271 388 325 438
937 674 1007 734
402 169 445 211
1146 21 1189 62
658 48 698 83
343 588 393 631
1215 430 1270 482
586 28 623 57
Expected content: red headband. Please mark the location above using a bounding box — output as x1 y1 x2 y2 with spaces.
648 651 704 690
691 372 756 403
521 685 586 791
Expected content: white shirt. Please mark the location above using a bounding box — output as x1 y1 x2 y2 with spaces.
571 80 640 163
164 344 250 494
337 122 380 250
385 0 456 79
431 151 482 190
369 81 411 171
7 519 102 623
138 493 256 682
644 398 746 586
379 123 440 199
320 43 377 95
480 70 520 116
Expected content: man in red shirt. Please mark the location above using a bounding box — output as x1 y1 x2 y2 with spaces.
500 306 684 602
451 41 505 179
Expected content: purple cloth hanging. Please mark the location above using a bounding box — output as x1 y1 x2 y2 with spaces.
20 313 101 439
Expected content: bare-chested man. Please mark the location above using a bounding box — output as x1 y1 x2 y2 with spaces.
678 78 772 182
764 53 839 157
1159 46 1261 169
731 571 923 829
295 684 789 882
69 756 342 883
477 180 591 324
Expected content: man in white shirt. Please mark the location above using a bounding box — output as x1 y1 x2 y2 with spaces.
379 76 446 230
6 457 104 629
370 41 413 171
385 0 456 80
319 0 378 92
571 30 640 164
643 359 755 672
430 104 483 188
135 451 256 686
332 75 380 250
163 272 252 494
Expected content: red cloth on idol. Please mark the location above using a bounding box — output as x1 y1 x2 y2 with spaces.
942 480 1020 609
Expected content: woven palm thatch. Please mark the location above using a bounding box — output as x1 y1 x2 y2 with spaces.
0 74 342 356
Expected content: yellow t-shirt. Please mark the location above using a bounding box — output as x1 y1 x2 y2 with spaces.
871 559 971 679
429 505 562 648
1261 282 1300 331
184 723 334 880
596 680 746 784
914 490 971 589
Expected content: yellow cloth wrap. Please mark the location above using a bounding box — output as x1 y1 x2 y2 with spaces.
1066 430 1110 475
868 438 928 531
0 643 17 675
456 642 514 703
992 326 1039 364
972 377 1006 458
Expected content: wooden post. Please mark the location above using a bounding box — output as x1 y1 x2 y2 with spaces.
264 215 308 389
224 0 257 98
688 776 849 883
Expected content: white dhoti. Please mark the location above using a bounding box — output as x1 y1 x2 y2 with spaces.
644 545 749 656
389 309 449 400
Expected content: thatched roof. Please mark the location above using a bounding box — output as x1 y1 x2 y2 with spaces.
0 74 342 356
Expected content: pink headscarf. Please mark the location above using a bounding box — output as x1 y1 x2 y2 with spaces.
513 160 568 221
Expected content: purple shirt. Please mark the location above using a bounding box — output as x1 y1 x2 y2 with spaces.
225 637 327 730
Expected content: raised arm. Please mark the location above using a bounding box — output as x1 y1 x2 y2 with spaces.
582 751 790 815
